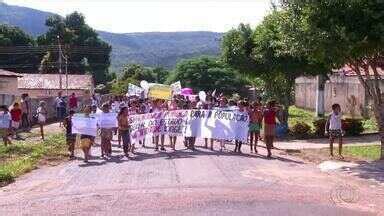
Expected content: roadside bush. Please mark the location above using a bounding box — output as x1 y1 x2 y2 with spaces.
342 118 364 136
291 122 312 139
313 118 327 137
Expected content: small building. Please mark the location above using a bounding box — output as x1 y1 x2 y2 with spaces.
0 69 22 95
18 73 94 98
295 66 384 117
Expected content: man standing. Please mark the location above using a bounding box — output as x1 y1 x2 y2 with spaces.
55 92 66 126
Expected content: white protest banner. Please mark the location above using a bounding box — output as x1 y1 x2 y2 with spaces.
185 109 249 142
128 83 143 97
72 115 98 136
129 109 249 142
97 112 118 129
170 81 182 95
0 113 10 129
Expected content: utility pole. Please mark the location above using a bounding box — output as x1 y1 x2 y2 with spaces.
57 35 63 91
65 57 68 96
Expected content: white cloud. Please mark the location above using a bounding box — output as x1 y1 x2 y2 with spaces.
4 0 271 33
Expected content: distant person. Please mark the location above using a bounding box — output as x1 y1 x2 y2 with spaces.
68 93 78 111
10 102 22 139
55 91 66 126
63 110 76 159
99 103 113 158
263 100 279 158
234 101 247 153
249 101 263 153
325 103 343 158
118 107 130 157
36 101 48 140
0 105 12 146
20 93 31 131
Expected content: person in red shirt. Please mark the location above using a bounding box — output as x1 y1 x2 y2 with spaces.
263 100 279 158
68 93 78 111
10 102 22 139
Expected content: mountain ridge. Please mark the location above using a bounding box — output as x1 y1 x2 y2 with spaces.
0 3 222 72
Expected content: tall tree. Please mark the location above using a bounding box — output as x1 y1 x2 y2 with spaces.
282 0 384 159
37 12 112 84
166 56 249 96
222 13 328 123
0 24 40 73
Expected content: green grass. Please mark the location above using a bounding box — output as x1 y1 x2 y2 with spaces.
343 145 381 161
361 118 378 133
0 134 67 185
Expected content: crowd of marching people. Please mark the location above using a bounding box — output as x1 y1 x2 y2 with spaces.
1 90 345 163
58 91 282 162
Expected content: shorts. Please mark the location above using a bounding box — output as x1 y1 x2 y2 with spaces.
264 123 275 137
249 123 261 132
329 129 342 139
11 121 20 129
66 134 76 143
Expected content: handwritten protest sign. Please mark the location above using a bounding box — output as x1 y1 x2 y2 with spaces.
0 113 10 129
128 83 143 97
170 81 182 95
148 84 172 100
97 112 118 129
72 115 98 136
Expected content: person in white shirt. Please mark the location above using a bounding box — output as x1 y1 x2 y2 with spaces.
325 103 343 158
0 105 11 146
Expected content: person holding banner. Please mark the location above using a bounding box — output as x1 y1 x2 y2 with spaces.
118 107 131 157
80 105 96 162
63 110 76 159
168 99 178 150
153 100 166 151
99 103 114 158
0 105 12 146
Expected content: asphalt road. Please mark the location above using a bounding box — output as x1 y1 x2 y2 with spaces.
0 138 383 215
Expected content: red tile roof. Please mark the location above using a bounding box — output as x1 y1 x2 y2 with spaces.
335 65 384 77
18 74 94 90
0 69 23 77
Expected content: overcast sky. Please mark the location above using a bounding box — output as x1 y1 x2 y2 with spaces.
4 0 272 33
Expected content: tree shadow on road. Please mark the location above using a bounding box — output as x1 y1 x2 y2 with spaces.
342 160 384 184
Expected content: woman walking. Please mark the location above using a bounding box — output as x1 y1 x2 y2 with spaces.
118 107 130 157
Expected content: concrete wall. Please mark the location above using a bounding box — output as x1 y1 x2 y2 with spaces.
0 76 19 95
295 76 368 116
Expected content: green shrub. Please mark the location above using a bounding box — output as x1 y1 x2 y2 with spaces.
291 122 312 139
342 118 364 136
313 118 327 137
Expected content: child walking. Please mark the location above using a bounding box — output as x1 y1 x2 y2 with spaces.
325 103 343 158
249 101 263 153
